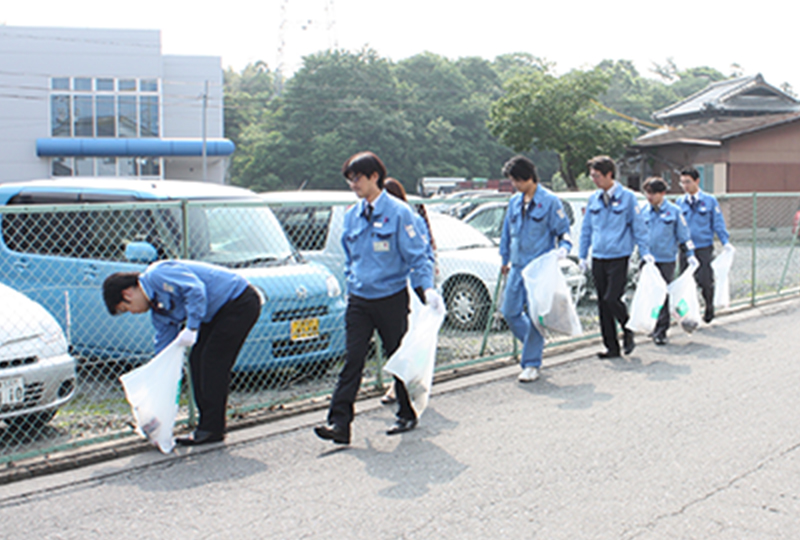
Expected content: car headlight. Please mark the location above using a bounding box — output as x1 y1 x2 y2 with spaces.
326 275 342 298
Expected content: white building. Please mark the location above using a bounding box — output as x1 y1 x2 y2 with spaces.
0 26 233 184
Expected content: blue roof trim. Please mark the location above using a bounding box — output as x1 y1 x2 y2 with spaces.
36 138 235 157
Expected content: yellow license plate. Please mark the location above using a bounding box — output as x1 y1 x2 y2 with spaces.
291 318 319 341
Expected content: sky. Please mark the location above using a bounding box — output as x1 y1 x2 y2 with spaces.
3 0 799 94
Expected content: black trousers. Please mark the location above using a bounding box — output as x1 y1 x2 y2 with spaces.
189 285 261 434
653 261 676 339
592 257 630 355
679 246 714 319
328 288 415 428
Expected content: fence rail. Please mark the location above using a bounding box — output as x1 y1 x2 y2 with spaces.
0 191 799 465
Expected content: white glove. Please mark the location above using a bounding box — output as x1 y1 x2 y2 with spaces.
579 259 589 273
723 243 734 253
424 288 445 314
688 255 699 268
556 246 568 260
642 254 655 265
176 328 197 348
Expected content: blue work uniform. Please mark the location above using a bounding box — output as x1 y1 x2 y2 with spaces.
676 190 729 249
642 201 695 263
342 191 434 298
579 182 650 357
329 190 434 429
138 259 259 435
676 190 730 322
642 200 695 340
500 186 572 368
139 260 250 353
579 182 650 261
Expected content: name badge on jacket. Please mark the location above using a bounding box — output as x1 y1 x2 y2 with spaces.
373 241 390 252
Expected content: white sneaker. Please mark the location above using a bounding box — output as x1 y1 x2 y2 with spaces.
518 366 540 382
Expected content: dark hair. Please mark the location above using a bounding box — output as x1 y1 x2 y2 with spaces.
384 177 436 252
642 176 668 193
502 155 538 183
680 167 700 181
342 151 387 188
103 272 141 315
587 155 616 179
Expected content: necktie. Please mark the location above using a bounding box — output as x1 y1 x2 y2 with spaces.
364 203 373 222
603 191 610 207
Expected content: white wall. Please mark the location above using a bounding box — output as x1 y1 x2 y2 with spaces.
0 26 227 183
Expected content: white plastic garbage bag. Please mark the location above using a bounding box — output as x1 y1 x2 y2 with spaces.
668 260 701 334
711 246 735 308
120 341 185 454
383 288 446 417
521 251 583 337
626 261 668 334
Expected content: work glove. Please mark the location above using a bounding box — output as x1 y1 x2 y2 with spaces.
556 246 569 260
424 288 445 314
688 255 699 267
579 259 589 273
723 243 735 254
176 328 197 348
642 254 656 265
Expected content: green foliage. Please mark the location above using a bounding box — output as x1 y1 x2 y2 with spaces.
223 51 733 195
488 67 637 190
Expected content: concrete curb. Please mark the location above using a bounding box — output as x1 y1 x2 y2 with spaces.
1 295 796 495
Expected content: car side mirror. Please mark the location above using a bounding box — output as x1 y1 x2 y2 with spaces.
125 241 158 263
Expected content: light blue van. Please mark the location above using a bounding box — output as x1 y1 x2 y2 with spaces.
0 179 346 372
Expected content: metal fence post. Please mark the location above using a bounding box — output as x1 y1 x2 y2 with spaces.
777 215 799 295
180 200 197 426
479 269 506 357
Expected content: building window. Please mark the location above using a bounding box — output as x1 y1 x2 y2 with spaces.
49 76 162 178
52 156 162 178
49 76 160 138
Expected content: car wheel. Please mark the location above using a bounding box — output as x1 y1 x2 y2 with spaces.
6 409 56 432
444 278 490 331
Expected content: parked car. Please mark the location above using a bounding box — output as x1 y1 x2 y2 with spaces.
0 282 76 431
262 190 584 331
0 179 346 373
428 190 511 220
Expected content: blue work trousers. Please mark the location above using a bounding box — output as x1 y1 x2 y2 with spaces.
501 267 544 368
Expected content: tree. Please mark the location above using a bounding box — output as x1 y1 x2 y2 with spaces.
488 68 637 190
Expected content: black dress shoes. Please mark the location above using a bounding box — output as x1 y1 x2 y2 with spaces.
314 423 351 445
386 417 417 435
653 334 667 346
175 429 225 446
623 330 636 355
597 350 620 359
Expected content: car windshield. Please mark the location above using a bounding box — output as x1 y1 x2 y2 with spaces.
428 213 495 251
158 204 295 267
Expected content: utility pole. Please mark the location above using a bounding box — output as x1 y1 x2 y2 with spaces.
202 79 208 181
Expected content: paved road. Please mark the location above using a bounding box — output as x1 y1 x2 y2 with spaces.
2 298 800 539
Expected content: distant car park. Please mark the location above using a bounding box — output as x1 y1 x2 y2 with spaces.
262 190 584 331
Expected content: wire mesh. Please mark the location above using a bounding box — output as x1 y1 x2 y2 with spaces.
0 192 798 463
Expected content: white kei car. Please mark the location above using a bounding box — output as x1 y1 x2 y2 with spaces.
0 283 76 431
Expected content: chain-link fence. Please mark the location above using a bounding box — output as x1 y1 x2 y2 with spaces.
1 192 799 464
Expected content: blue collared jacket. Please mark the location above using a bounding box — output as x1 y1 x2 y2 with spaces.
676 190 730 249
642 200 695 263
139 260 250 353
579 182 650 260
342 190 434 299
500 186 572 268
